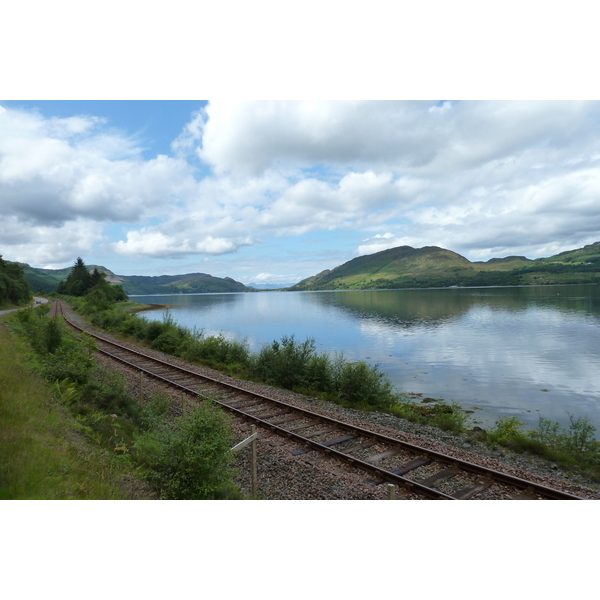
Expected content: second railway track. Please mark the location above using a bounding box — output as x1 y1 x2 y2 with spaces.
52 300 586 500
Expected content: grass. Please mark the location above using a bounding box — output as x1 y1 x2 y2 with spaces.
2 304 241 500
0 322 143 499
386 396 470 434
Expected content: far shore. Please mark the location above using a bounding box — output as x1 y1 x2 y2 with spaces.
129 302 173 313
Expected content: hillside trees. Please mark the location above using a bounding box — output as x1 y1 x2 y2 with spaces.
57 257 127 306
0 254 32 307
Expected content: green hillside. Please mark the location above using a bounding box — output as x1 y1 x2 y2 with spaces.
16 262 249 295
120 273 248 295
18 263 119 293
290 242 600 291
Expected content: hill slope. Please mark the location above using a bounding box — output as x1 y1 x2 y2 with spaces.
18 263 119 293
120 273 248 295
15 262 249 295
290 242 600 290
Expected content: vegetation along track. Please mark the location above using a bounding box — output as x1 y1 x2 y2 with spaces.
52 300 584 500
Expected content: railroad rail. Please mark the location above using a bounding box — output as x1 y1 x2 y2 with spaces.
52 300 585 500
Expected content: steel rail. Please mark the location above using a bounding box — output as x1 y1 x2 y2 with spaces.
55 300 585 500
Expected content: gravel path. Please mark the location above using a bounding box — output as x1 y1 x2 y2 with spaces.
64 303 600 500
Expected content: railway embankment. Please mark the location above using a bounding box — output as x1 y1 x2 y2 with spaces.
58 300 600 499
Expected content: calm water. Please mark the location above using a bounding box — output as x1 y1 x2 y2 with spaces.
132 285 600 431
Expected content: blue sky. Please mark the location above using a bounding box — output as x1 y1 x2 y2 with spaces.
2 2 599 287
2 99 600 285
2 99 600 286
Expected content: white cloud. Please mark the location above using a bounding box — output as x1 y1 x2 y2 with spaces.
3 100 600 276
0 105 198 262
0 216 104 266
357 233 415 256
112 227 253 258
197 101 598 177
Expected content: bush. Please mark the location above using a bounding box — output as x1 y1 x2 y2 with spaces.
145 320 165 343
487 416 525 445
45 317 63 354
151 329 184 354
252 335 317 390
431 402 469 434
134 401 237 499
532 414 599 462
335 360 396 408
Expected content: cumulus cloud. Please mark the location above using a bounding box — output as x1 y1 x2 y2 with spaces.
0 215 104 266
0 105 198 263
3 100 600 276
112 227 253 258
197 101 597 177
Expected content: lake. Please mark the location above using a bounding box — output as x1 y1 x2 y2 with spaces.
131 285 600 432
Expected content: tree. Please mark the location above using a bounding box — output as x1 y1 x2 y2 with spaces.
57 257 92 296
0 255 32 307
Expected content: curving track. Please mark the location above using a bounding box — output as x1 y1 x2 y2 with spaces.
52 300 585 500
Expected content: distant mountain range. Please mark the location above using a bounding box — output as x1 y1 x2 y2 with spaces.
245 282 297 290
12 241 600 295
289 242 600 291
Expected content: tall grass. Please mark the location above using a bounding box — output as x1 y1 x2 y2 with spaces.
472 415 600 482
3 305 240 499
0 323 137 499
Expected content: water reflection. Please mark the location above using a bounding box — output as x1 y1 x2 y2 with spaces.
133 286 600 431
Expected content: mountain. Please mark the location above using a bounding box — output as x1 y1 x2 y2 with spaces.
17 263 119 294
15 262 250 295
290 242 600 291
120 273 248 295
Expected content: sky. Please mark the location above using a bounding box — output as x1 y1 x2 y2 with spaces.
2 2 600 288
2 99 600 286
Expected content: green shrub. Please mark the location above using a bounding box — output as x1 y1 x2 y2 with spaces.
181 333 250 368
81 366 140 422
44 317 63 354
151 329 184 354
145 320 165 343
134 401 238 499
252 335 316 389
488 416 525 445
563 414 598 458
432 402 469 433
305 353 334 393
335 360 396 408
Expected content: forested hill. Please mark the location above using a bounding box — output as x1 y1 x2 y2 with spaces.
0 255 32 308
14 260 249 295
290 242 600 291
119 273 248 295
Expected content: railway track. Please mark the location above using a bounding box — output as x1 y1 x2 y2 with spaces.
52 300 585 500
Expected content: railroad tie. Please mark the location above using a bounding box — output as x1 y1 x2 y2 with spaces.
365 450 398 464
453 481 493 500
389 457 432 476
415 469 460 488
304 428 339 439
291 434 356 456
509 488 540 500
255 410 294 420
342 440 378 454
